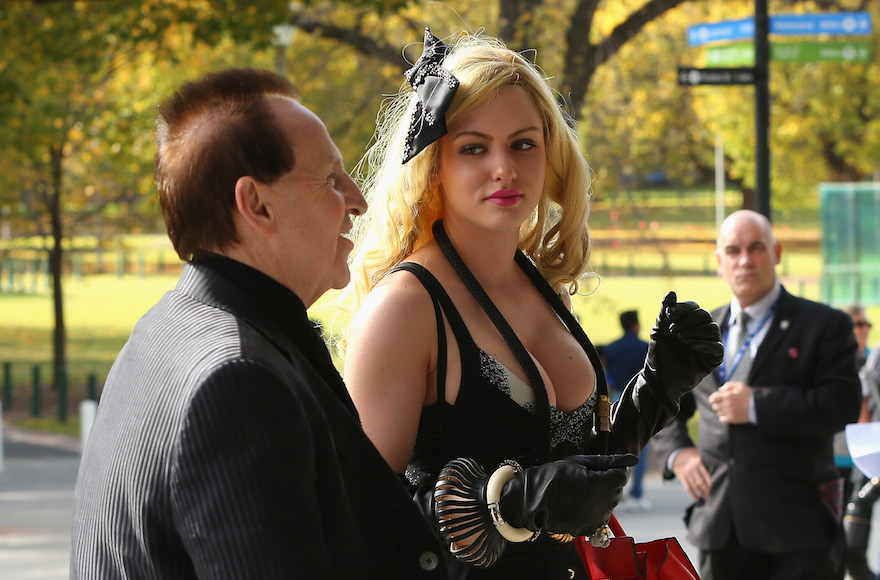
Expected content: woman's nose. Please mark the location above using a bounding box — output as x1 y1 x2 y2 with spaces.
491 153 516 184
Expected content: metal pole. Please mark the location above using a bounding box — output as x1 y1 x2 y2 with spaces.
80 399 98 449
0 402 4 472
87 372 97 401
715 134 726 229
2 361 11 409
754 0 771 221
57 367 67 422
32 365 41 418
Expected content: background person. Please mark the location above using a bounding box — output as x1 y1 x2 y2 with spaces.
837 306 872 496
653 209 862 580
342 29 722 579
861 344 880 580
604 310 652 512
836 306 872 507
70 68 446 579
843 305 878 580
845 305 873 372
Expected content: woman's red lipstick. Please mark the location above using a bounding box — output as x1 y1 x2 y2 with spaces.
486 189 524 207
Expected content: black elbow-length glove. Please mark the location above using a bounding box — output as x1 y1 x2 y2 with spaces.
645 291 723 404
607 292 723 456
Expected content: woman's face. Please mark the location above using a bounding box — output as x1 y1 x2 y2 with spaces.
436 85 545 233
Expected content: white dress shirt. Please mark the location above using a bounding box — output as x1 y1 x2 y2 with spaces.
726 282 780 424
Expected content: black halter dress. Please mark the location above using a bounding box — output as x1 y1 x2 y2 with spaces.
394 220 611 579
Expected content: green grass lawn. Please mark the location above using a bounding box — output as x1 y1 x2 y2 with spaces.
0 273 180 429
4 272 727 380
2 231 878 432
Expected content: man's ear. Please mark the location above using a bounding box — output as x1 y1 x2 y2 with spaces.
234 176 274 235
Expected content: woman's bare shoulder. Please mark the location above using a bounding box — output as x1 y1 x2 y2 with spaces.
350 262 438 339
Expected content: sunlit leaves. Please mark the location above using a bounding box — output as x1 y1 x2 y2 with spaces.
1 0 877 236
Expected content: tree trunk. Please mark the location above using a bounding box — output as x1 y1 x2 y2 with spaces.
563 0 690 120
49 144 66 391
498 0 541 51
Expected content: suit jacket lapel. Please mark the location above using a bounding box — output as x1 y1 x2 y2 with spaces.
749 287 794 381
711 305 731 387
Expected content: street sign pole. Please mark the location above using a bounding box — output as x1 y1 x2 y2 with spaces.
686 8 873 222
755 0 771 221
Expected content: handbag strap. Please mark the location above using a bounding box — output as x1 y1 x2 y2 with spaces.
608 514 625 537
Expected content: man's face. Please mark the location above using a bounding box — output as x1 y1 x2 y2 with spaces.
715 213 781 307
261 97 366 305
850 311 872 351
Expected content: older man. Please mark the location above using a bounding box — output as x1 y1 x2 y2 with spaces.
653 210 862 580
71 69 447 579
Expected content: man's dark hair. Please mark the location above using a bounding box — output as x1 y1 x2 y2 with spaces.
156 68 299 261
620 310 639 332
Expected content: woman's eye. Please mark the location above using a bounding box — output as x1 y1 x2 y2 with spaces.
513 139 537 151
460 144 486 155
327 174 338 187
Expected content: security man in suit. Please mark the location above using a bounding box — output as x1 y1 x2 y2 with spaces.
653 210 862 580
71 68 447 579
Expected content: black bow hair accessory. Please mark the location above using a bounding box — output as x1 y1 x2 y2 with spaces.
401 28 460 164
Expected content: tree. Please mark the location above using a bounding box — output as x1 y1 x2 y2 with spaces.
0 0 289 392
680 0 879 212
2 0 875 394
0 1 150 392
284 0 694 121
279 0 875 214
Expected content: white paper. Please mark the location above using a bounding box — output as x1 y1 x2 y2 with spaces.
846 422 880 479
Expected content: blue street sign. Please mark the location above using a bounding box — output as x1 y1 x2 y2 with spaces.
688 11 872 46
688 17 754 46
771 12 872 36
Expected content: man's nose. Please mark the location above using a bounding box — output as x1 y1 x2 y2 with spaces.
342 172 367 216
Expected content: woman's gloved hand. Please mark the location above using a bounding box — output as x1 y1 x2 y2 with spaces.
498 453 638 535
646 291 723 401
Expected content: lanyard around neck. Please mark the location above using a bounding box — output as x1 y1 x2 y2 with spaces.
717 303 777 383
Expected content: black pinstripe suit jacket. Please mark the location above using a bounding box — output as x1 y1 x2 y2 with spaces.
71 260 447 579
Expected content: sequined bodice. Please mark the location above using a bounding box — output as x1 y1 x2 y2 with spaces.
479 350 597 450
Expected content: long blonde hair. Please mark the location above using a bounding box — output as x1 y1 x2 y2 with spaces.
345 32 593 311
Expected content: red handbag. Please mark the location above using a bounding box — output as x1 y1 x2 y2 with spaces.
575 515 700 580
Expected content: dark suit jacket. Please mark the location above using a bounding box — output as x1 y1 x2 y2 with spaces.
71 261 447 579
604 331 649 399
653 286 861 553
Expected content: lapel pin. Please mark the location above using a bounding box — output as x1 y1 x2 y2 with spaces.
780 320 790 331
788 347 798 359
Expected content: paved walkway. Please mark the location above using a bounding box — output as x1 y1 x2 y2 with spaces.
1 424 879 578
1 427 80 580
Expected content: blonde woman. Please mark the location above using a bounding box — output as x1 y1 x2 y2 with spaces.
343 29 722 578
